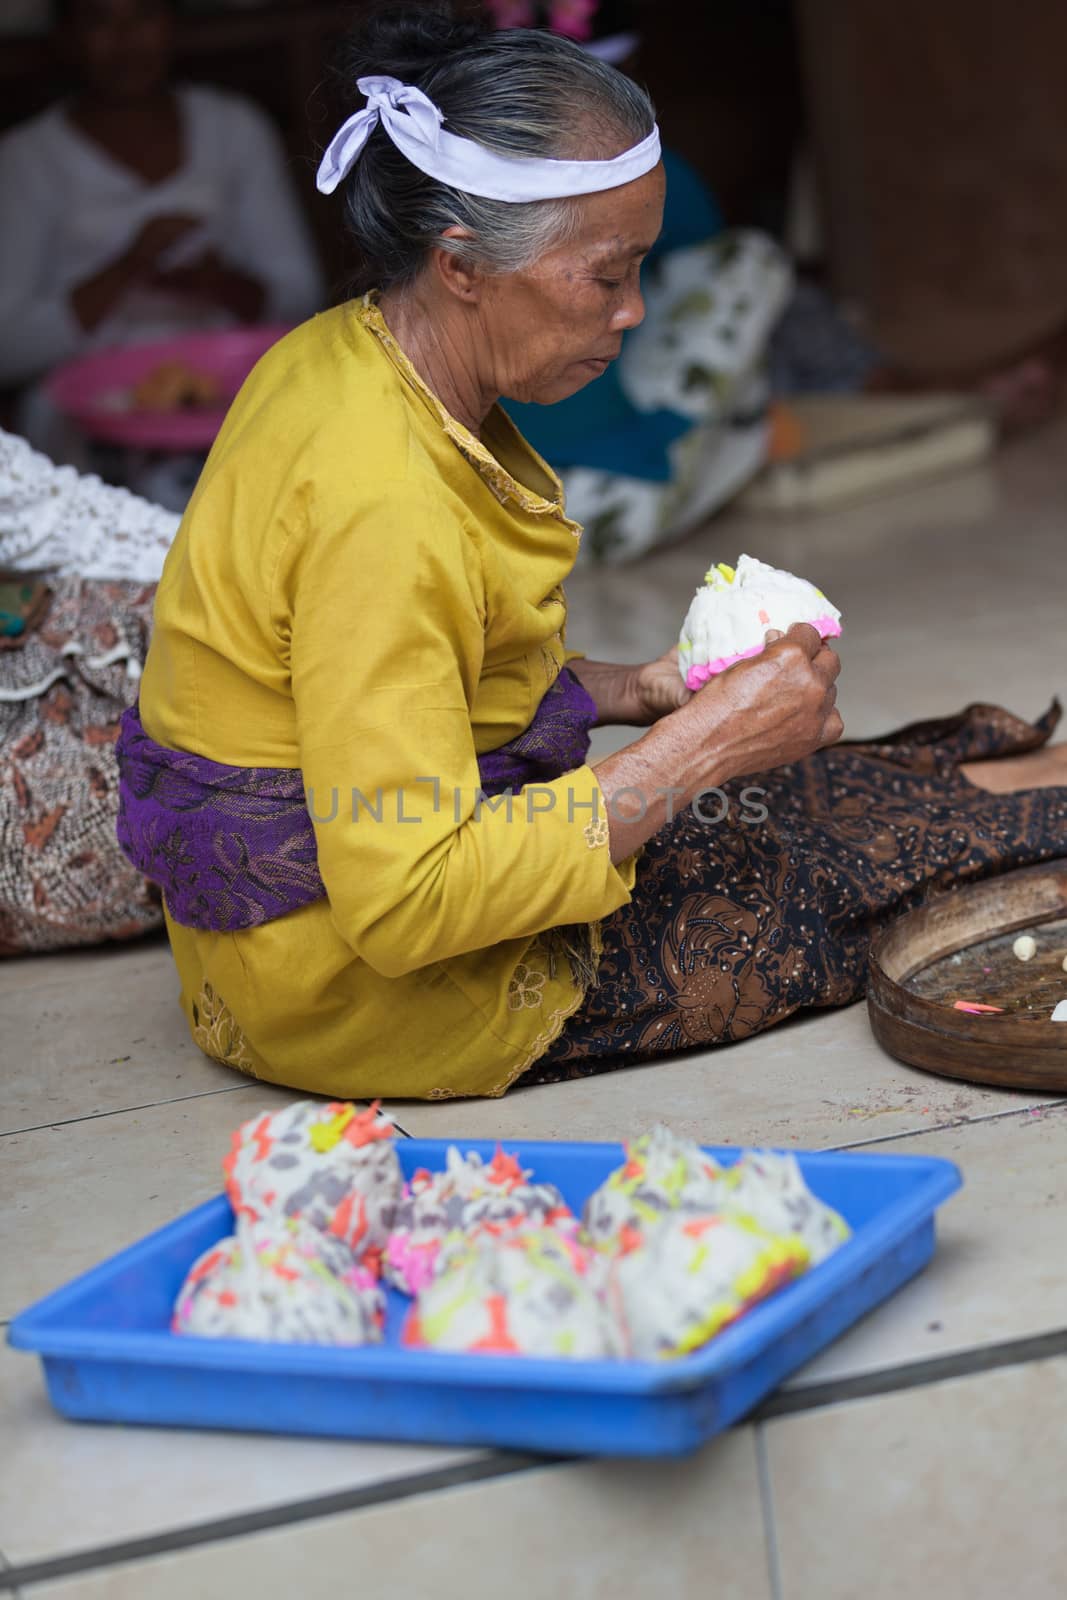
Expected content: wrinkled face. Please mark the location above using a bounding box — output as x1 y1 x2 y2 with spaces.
476 161 666 406
62 0 174 102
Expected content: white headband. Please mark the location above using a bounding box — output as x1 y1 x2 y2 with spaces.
316 75 660 202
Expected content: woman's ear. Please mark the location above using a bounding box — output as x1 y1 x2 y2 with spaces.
432 225 484 303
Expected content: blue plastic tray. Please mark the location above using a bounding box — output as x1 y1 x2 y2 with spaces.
8 1139 960 1457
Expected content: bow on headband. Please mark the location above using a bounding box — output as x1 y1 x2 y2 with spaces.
316 74 661 202
316 77 445 196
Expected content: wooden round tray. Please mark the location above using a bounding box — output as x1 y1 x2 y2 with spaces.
868 860 1067 1090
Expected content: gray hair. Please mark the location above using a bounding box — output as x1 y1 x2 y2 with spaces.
331 5 656 294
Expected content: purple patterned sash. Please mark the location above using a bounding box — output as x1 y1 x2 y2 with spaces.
115 668 598 932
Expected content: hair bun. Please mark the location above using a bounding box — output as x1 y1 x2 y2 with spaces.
338 3 488 95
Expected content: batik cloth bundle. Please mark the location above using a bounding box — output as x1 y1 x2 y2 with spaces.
1 576 162 955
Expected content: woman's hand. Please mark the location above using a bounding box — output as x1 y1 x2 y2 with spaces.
591 624 842 862
630 645 692 723
678 623 843 783
567 647 691 727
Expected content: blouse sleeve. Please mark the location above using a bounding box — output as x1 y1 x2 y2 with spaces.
283 479 632 979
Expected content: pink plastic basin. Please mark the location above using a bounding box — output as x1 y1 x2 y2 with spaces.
47 325 292 452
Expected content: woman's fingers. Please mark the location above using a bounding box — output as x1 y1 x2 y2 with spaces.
785 621 824 657
764 624 819 655
765 626 840 693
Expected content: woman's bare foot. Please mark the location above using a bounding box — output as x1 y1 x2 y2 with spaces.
962 742 1067 794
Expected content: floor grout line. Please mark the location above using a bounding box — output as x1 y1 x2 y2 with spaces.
0 1552 22 1600
352 1093 1067 1158
0 1452 556 1594
5 1322 1067 1589
7 1072 1062 1150
757 1324 1067 1420
754 1425 785 1600
1 1330 1063 1588
0 1082 267 1142
831 1096 1067 1153
3 1093 420 1145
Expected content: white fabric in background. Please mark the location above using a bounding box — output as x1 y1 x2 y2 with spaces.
619 232 794 421
564 232 792 564
0 427 178 582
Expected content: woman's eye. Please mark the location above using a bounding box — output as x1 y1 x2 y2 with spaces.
598 278 623 289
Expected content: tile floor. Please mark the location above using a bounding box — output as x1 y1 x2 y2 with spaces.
3 423 1067 1597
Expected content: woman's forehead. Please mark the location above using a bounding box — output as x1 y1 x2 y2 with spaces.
573 168 666 257
586 234 652 262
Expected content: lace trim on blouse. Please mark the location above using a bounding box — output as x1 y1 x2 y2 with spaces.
353 294 583 538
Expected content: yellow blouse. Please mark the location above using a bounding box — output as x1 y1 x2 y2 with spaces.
140 295 635 1099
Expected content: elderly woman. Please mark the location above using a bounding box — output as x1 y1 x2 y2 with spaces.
118 7 1066 1098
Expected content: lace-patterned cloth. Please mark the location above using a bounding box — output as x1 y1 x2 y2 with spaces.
116 667 599 932
0 428 180 582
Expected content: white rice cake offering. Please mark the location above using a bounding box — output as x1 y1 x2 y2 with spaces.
609 1212 810 1359
172 1216 384 1346
384 1145 573 1295
714 1150 851 1264
582 1124 725 1252
402 1226 625 1360
583 1128 850 1267
223 1099 403 1266
678 553 842 690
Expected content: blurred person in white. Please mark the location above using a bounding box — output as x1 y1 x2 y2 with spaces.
0 0 325 463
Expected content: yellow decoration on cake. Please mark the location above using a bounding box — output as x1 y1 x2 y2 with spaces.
308 1103 356 1153
704 561 737 586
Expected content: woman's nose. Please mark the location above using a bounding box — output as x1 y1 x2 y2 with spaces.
611 282 645 333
